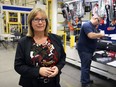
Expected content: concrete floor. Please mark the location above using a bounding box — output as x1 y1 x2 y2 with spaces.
0 44 116 87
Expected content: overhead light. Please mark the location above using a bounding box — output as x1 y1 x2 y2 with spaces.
5 0 9 1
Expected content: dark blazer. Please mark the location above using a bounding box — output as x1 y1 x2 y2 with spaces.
14 33 66 87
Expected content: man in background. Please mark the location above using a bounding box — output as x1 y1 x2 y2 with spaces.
77 15 104 87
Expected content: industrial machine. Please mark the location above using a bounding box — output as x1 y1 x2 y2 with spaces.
65 0 116 81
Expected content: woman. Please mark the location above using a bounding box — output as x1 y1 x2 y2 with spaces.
14 8 66 87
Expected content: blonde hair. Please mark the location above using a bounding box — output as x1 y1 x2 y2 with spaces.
26 8 49 37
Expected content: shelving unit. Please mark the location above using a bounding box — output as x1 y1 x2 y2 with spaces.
7 22 22 33
3 11 7 33
20 13 28 32
6 12 22 33
0 5 32 34
9 12 18 22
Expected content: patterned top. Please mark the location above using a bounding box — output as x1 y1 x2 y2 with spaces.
30 37 58 67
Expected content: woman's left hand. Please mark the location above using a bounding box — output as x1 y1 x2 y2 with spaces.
48 66 59 78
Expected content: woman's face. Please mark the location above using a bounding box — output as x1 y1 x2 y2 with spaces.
32 12 46 33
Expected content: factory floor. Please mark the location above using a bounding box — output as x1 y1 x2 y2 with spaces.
0 44 116 87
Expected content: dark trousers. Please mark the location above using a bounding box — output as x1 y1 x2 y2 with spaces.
22 78 60 87
78 51 93 84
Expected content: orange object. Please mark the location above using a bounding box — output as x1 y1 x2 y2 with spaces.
100 19 104 24
68 22 74 31
107 27 115 31
107 27 112 30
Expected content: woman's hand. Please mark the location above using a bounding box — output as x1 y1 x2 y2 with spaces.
48 66 59 78
39 67 53 77
39 66 59 77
